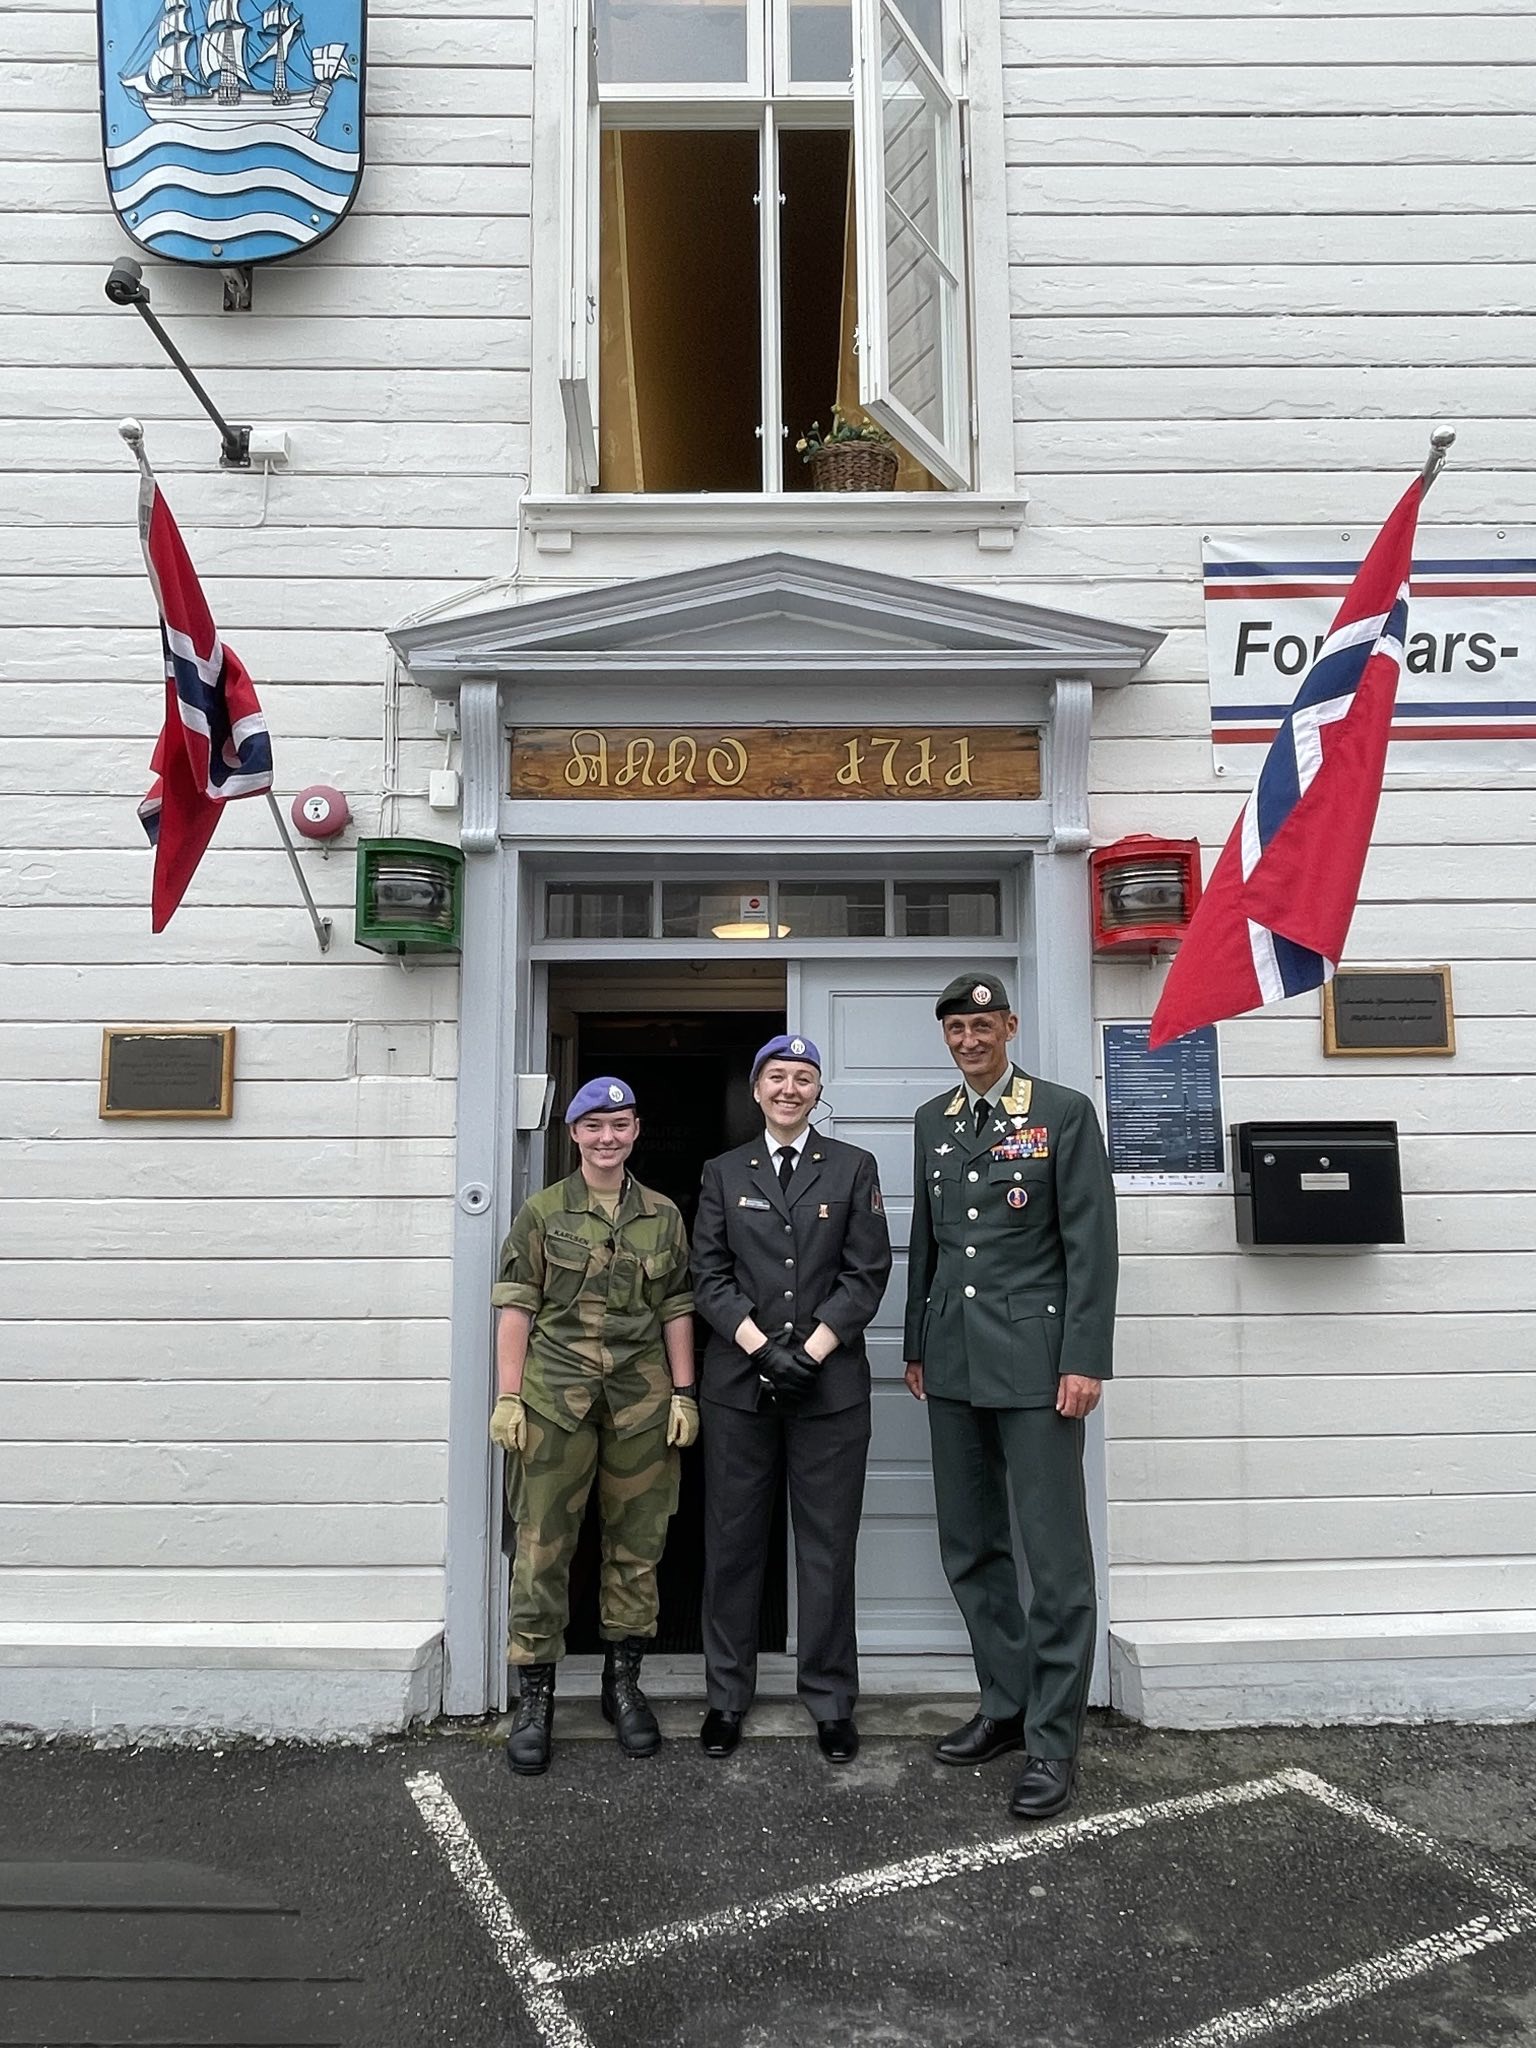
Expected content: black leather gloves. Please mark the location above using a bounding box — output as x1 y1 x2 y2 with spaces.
755 1339 820 1409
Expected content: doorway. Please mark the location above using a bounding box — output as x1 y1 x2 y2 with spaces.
539 965 790 1657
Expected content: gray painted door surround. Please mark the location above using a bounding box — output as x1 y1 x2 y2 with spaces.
386 552 1163 1714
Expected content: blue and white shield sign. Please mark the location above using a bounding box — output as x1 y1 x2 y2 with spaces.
98 0 365 265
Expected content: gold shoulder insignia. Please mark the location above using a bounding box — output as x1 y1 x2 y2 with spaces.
1001 1072 1034 1118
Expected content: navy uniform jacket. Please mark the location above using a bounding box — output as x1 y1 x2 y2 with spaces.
902 1066 1117 1406
693 1134 893 1416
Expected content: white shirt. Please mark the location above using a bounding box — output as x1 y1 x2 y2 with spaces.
964 1069 1014 1120
767 1126 811 1172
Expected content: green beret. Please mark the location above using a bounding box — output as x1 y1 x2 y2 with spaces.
935 972 1011 1019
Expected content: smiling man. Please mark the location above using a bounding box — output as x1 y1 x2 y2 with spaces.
903 975 1118 1821
489 1076 697 1777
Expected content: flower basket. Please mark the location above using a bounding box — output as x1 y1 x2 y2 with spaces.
806 440 899 492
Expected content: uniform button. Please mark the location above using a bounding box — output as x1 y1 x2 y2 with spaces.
784 1257 795 1267
968 1170 979 1183
1047 1305 1057 1315
965 1246 976 1258
964 1284 976 1299
784 1289 794 1298
1014 1172 1023 1182
967 1207 978 1220
784 1223 793 1234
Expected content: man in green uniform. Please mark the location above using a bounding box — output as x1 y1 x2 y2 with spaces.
904 975 1117 1820
489 1076 698 1776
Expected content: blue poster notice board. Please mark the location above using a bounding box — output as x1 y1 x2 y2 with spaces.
1102 1023 1225 1190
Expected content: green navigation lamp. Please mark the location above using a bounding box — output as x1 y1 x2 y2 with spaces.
355 837 464 955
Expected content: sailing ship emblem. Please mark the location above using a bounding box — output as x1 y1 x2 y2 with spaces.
98 0 365 263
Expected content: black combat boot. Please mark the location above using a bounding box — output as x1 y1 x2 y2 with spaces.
505 1663 555 1776
600 1637 661 1758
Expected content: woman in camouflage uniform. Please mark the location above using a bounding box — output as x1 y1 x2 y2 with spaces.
489 1076 698 1776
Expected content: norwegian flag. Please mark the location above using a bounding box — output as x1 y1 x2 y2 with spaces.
1149 476 1425 1048
134 471 273 931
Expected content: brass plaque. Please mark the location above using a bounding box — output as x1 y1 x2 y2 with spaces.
509 727 1042 801
1322 969 1455 1057
100 1026 236 1118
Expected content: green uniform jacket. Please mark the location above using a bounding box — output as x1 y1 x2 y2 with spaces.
902 1066 1117 1406
492 1170 694 1438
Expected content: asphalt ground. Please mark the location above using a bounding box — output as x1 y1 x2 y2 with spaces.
1 1711 1534 2048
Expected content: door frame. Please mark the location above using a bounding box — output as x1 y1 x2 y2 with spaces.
442 836 1109 1715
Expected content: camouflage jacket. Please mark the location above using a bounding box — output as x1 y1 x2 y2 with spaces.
492 1170 694 1437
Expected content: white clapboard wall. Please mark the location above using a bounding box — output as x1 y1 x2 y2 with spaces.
0 0 536 1714
996 0 1536 1704
3 0 1533 1732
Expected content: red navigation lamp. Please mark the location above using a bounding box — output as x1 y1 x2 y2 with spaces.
1090 834 1202 954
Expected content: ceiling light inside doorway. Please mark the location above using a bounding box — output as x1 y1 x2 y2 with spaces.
711 919 792 939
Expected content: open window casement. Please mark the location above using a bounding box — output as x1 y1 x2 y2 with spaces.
851 0 971 490
560 0 601 490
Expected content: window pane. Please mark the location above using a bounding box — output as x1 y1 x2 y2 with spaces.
547 885 653 940
879 19 958 443
894 881 1001 938
789 0 851 81
896 0 942 66
661 884 776 939
596 0 749 84
778 881 886 938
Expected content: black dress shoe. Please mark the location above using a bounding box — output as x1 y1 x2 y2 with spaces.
934 1711 1026 1766
1009 1756 1078 1821
816 1717 859 1763
700 1708 744 1757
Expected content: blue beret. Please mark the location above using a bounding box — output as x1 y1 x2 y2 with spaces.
751 1034 822 1083
565 1075 637 1124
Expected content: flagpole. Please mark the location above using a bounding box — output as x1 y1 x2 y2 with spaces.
1420 424 1455 494
265 792 333 954
120 418 331 955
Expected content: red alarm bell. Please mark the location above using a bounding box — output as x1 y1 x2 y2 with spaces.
291 785 351 841
1090 834 1202 954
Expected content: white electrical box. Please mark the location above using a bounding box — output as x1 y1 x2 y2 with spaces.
428 768 460 811
515 1073 555 1131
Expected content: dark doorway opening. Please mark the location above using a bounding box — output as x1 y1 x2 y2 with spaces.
548 1001 790 1658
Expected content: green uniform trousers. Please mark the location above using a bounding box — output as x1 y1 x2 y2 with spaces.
927 1395 1095 1758
506 1397 680 1666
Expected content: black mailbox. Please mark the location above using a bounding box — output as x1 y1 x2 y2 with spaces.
1231 1121 1404 1247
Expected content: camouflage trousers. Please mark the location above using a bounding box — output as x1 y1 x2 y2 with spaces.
506 1400 680 1665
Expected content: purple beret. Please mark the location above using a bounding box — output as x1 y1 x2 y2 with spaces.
750 1034 822 1084
565 1075 637 1124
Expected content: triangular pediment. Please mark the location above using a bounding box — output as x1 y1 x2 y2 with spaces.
389 552 1162 684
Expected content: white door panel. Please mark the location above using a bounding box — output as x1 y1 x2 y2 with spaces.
794 956 1013 1654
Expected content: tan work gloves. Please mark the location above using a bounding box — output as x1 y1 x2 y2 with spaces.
488 1394 527 1453
666 1393 700 1449
492 1391 698 1452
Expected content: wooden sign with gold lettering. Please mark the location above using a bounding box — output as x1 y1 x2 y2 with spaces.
509 728 1041 801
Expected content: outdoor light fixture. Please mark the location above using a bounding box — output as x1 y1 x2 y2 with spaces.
103 258 251 468
1089 834 1202 954
355 837 465 955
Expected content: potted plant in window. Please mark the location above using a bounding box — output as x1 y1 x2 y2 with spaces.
796 407 899 492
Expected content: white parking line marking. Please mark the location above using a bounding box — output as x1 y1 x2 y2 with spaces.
542 1770 1296 1984
1279 1767 1536 1913
1153 1907 1536 2048
411 1757 1536 2048
405 1770 595 2048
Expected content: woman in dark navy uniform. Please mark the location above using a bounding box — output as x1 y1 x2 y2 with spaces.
691 1034 892 1762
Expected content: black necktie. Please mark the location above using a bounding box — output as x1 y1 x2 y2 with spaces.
973 1096 990 1136
776 1146 796 1192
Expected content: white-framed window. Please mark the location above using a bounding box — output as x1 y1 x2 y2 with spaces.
560 0 972 495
